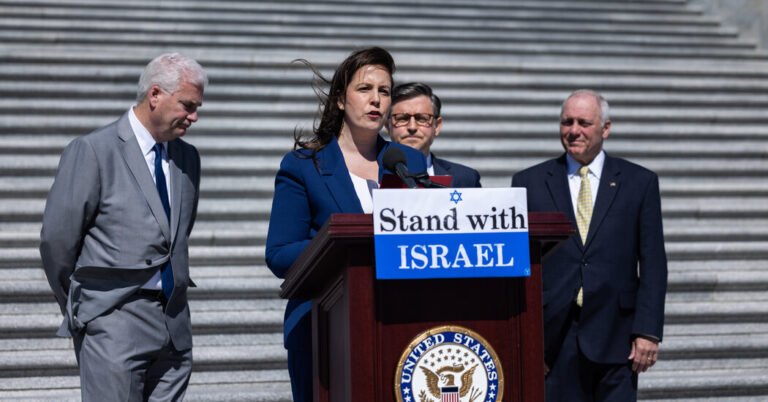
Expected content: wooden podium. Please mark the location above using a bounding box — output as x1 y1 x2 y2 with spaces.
281 212 573 402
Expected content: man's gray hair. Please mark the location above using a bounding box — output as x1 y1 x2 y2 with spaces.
136 53 208 103
562 89 610 126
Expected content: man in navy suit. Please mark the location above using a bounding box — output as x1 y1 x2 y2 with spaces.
512 90 667 402
388 82 481 187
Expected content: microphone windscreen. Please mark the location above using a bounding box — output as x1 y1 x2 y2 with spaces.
383 147 407 172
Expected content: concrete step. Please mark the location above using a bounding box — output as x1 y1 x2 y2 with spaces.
0 266 281 302
666 289 768 306
0 19 749 50
478 156 768 177
0 25 752 53
0 333 286 377
3 45 766 75
640 363 768 400
3 241 767 271
3 216 765 246
3 52 768 83
0 175 276 199
1 242 765 272
0 370 291 402
668 259 767 273
2 153 768 178
0 298 284 338
5 63 768 90
665 298 768 324
665 241 768 260
7 83 768 111
661 198 768 219
664 322 768 337
0 223 272 245
2 138 767 171
0 0 701 16
4 116 768 139
487 174 768 194
2 261 766 307
0 33 761 60
659 179 768 197
661 333 768 359
0 244 265 267
4 173 768 202
3 134 768 157
643 397 768 402
0 214 765 246
0 198 273 222
5 44 767 76
7 102 768 131
0 0 726 29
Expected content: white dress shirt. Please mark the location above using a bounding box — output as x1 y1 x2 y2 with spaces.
566 150 605 215
425 153 435 176
128 107 170 290
349 172 378 214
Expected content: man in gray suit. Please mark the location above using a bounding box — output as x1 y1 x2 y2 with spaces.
40 53 206 401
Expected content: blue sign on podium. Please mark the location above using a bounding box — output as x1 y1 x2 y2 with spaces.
373 188 530 280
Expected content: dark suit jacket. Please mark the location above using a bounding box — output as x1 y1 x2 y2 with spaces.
40 112 200 350
432 154 482 188
265 135 426 345
512 153 667 365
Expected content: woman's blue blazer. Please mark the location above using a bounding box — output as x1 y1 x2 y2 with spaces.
265 135 427 345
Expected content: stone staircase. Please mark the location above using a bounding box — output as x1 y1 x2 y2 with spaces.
0 0 766 400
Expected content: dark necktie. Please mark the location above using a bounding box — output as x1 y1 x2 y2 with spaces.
153 143 174 299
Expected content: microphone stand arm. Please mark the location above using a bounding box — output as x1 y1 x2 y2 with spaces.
412 172 448 188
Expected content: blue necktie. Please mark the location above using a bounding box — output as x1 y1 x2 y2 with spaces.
153 143 174 299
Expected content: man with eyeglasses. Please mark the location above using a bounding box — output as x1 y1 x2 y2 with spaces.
387 82 481 187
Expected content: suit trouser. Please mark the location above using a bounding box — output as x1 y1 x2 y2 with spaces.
545 303 637 402
74 294 192 402
286 313 312 402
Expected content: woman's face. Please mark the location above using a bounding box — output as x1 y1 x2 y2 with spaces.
338 64 392 136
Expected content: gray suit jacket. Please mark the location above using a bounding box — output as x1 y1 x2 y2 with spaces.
40 112 200 350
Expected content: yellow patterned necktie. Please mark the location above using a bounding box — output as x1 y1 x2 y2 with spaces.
575 166 592 307
576 166 592 244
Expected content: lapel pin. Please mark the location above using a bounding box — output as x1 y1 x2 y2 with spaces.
610 182 617 187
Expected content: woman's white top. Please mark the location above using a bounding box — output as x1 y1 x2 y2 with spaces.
349 172 379 214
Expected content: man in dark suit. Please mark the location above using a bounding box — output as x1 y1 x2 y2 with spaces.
512 90 667 402
388 82 481 187
40 53 206 401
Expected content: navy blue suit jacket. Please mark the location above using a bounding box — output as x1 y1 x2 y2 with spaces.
512 153 667 365
432 154 482 188
265 135 426 346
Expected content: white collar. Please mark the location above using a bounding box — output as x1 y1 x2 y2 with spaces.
128 107 166 156
566 150 605 180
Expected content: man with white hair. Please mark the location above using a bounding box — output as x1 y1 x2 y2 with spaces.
512 90 667 402
41 53 207 401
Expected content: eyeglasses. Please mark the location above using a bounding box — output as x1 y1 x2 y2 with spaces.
391 113 435 128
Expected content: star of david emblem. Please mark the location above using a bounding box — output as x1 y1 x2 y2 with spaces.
449 190 463 205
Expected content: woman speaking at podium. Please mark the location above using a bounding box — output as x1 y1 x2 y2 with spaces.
265 47 426 401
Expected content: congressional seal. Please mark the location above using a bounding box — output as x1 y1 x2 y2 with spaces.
395 325 504 402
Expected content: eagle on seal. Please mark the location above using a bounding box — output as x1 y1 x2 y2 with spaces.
420 363 479 400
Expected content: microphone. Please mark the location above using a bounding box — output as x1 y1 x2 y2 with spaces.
383 147 418 189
